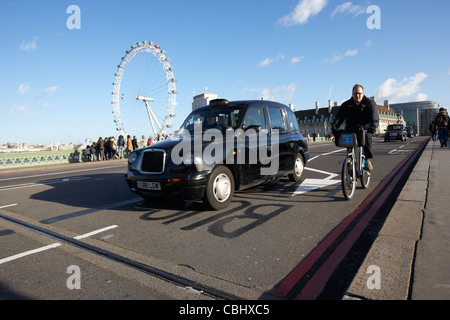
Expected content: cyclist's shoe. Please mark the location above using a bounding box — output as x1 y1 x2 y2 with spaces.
366 160 373 171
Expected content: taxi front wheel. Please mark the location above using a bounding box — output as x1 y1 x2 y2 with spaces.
203 166 235 210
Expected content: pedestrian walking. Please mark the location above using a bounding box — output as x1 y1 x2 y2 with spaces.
90 143 96 161
97 137 105 161
85 145 91 161
126 135 133 154
110 136 118 159
117 135 125 159
434 108 449 148
132 136 138 150
104 137 111 160
429 121 437 141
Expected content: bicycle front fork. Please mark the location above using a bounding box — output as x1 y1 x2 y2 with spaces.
347 147 366 178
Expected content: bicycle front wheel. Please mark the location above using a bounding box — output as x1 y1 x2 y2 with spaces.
342 157 356 200
360 168 371 189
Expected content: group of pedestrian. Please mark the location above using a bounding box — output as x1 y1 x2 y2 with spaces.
431 107 450 148
85 135 140 161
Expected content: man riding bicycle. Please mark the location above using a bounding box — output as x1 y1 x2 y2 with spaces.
332 84 379 171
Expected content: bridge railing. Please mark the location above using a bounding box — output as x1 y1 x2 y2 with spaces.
0 149 131 170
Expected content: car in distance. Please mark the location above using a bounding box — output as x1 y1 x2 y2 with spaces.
384 124 407 142
125 99 309 210
406 126 414 138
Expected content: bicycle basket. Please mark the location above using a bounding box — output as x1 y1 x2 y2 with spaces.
337 133 359 148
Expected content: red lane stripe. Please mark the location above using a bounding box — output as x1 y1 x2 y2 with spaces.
295 139 429 300
273 203 367 297
274 138 429 299
295 168 397 300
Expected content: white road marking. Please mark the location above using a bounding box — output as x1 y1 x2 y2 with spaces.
292 178 341 196
388 149 414 155
307 149 345 162
74 225 119 240
0 224 119 265
0 204 18 209
0 243 61 265
0 164 126 182
0 177 91 191
293 154 341 196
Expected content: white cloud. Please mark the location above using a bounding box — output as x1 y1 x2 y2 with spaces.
257 53 285 68
331 2 366 18
258 58 274 68
377 73 429 101
19 36 40 51
18 83 31 94
291 56 305 64
323 49 358 63
10 105 36 116
44 86 58 94
36 86 58 99
364 40 373 50
242 83 298 103
10 105 28 114
345 49 358 57
415 93 429 101
278 0 328 27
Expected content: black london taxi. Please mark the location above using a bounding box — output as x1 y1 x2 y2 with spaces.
384 124 407 142
125 99 309 210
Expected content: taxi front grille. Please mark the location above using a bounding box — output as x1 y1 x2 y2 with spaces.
140 149 166 174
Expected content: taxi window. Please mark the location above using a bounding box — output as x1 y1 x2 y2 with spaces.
243 107 266 130
268 107 287 133
286 110 300 133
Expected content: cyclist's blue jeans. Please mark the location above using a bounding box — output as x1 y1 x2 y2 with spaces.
438 127 448 146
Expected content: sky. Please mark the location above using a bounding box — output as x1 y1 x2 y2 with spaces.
1 0 449 145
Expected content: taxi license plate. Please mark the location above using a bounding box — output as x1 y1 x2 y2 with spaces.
137 181 161 191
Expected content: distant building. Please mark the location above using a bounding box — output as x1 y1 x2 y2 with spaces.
192 93 219 110
389 101 440 136
295 99 405 139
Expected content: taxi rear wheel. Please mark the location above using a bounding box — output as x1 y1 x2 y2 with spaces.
288 154 304 182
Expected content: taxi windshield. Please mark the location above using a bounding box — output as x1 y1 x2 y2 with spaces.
388 125 404 131
179 107 243 133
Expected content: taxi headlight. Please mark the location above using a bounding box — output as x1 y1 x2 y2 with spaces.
128 152 138 165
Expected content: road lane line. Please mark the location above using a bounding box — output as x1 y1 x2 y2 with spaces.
0 177 91 191
0 164 126 182
307 149 345 162
0 225 120 264
0 204 18 209
292 168 340 196
0 243 61 265
41 198 141 224
74 225 119 240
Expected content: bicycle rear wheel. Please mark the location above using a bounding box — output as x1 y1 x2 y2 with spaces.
342 157 356 200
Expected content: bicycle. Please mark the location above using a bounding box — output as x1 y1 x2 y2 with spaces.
336 129 371 200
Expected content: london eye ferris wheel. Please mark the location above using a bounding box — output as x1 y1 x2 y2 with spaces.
111 41 177 139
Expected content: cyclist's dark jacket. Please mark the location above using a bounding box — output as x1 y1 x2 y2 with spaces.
332 96 379 134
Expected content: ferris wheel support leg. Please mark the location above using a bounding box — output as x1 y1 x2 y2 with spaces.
147 104 162 132
144 101 159 137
